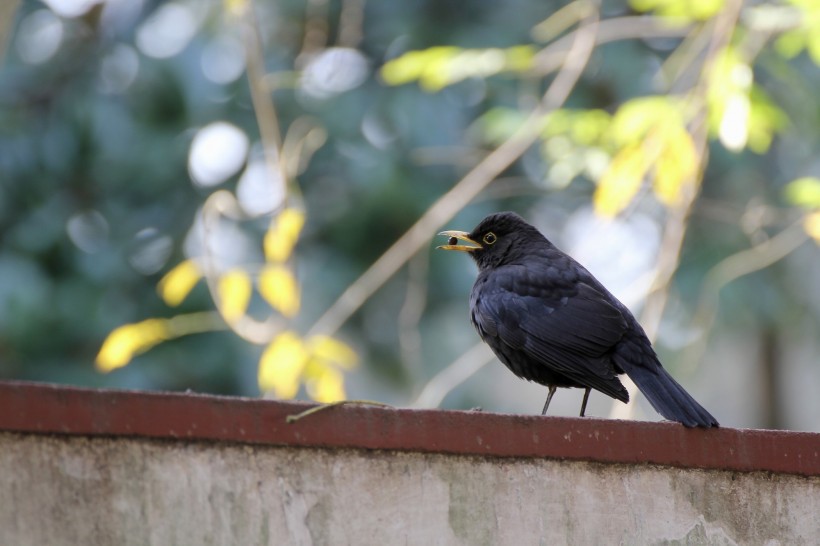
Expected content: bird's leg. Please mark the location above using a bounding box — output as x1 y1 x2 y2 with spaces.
579 388 591 417
541 386 557 416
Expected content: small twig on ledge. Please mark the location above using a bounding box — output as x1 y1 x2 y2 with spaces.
286 400 395 423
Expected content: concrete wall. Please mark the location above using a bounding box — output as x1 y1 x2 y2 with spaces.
2 431 818 546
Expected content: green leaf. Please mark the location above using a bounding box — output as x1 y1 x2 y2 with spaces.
808 28 820 66
774 29 807 59
569 109 611 146
541 110 573 139
476 107 531 144
747 86 788 154
772 1 820 65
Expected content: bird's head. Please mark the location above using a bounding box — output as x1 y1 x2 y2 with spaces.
437 211 546 270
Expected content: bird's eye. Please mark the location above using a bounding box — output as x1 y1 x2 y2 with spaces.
482 232 497 245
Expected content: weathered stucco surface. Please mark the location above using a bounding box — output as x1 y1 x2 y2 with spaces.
1 431 817 546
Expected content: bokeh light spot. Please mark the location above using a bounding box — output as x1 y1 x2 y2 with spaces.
188 122 249 187
99 44 140 94
42 0 100 18
15 10 64 65
301 47 369 99
67 210 110 254
237 158 285 217
129 228 173 275
136 2 197 59
201 34 246 84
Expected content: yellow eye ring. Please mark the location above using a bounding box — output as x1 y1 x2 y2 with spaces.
482 232 497 245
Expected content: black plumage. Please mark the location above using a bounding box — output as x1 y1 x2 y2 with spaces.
438 211 718 428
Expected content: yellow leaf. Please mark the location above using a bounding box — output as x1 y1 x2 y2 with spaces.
653 126 698 207
609 96 683 146
594 145 649 217
308 335 358 370
380 45 534 91
223 0 248 16
218 269 252 323
503 45 535 71
784 177 820 208
629 0 725 21
804 212 820 243
419 49 461 91
264 208 306 263
96 319 170 372
259 264 301 317
157 260 202 307
258 331 310 397
380 46 460 87
306 365 346 403
380 49 429 86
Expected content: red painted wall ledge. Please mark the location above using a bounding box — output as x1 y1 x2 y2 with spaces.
1 381 817 477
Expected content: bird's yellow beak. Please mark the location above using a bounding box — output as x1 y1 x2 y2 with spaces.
436 230 482 252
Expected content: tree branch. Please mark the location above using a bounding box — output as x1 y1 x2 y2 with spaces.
306 9 601 339
411 342 496 409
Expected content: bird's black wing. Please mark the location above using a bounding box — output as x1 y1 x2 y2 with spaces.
472 265 629 400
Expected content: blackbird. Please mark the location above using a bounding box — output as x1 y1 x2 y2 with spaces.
438 211 718 428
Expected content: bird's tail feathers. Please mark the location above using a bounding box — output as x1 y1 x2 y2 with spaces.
617 357 718 428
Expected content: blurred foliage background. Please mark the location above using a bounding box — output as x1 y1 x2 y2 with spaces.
1 0 819 430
